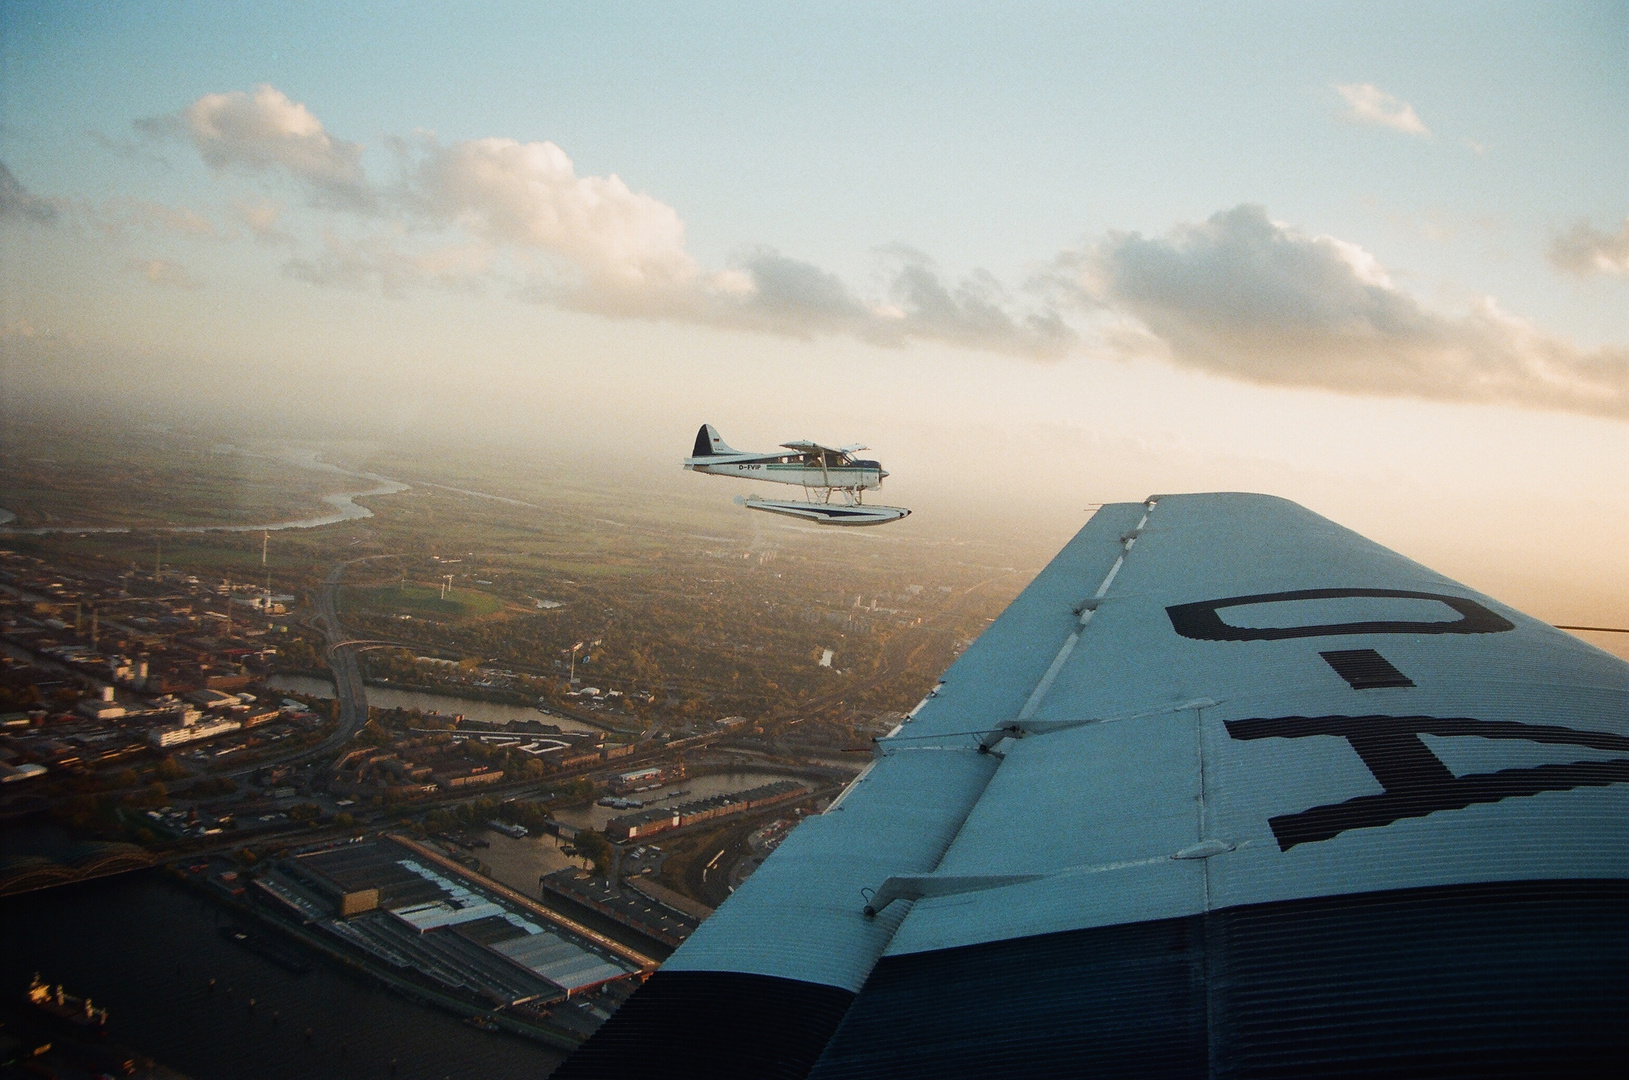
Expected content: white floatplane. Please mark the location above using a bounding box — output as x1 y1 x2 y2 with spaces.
683 424 911 526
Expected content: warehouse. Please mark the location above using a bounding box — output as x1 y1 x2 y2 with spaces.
277 838 643 1002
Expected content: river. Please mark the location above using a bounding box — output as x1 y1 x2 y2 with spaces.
264 675 603 736
550 770 810 831
0 448 409 536
0 870 567 1079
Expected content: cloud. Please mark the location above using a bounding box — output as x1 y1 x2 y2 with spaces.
870 248 1074 356
574 246 1073 357
87 129 171 167
1335 83 1430 136
0 161 59 223
284 231 492 296
137 86 1629 403
138 85 372 209
1050 204 1629 418
234 198 294 244
88 199 218 241
123 257 201 289
410 135 699 297
1549 218 1629 277
150 88 1068 356
721 249 874 335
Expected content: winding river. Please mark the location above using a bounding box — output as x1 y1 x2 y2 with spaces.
0 448 409 536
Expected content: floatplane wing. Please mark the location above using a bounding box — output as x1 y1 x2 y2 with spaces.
555 492 1629 1078
684 424 909 527
779 440 869 457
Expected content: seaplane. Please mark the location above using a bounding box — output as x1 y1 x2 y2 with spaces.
683 424 911 526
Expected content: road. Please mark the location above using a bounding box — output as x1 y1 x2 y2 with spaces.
311 556 395 752
679 788 841 907
217 555 394 778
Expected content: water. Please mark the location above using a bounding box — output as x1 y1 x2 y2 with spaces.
552 770 805 831
265 675 601 736
0 448 409 536
0 480 408 537
0 871 567 1079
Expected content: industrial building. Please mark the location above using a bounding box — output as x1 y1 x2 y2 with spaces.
255 837 646 1010
433 765 505 789
148 715 241 748
606 781 809 842
608 761 685 794
541 869 701 948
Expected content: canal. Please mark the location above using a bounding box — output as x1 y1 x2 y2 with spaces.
265 674 603 736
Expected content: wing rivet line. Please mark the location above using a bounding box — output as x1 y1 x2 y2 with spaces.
1015 502 1158 724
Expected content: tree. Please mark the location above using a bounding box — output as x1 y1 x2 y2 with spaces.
574 830 613 877
280 639 318 669
154 757 186 781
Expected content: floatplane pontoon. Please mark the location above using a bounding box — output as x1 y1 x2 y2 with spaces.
682 424 911 526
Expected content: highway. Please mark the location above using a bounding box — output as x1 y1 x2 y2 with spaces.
311 556 394 753
218 555 393 778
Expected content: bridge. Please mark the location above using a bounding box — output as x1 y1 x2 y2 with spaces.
0 843 156 897
324 638 426 657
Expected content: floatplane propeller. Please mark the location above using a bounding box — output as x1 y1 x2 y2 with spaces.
682 424 911 526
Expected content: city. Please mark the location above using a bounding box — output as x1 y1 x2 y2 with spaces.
0 418 1025 1075
3 5 1625 1078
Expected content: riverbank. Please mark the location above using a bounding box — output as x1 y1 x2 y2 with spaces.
0 449 409 536
0 867 568 1079
170 861 585 1053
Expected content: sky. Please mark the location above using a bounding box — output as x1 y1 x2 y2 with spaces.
2 2 1627 650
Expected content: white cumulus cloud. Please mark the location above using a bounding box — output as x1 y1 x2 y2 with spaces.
1549 218 1629 277
1335 83 1430 136
139 85 372 209
148 87 1076 358
411 136 699 299
1049 204 1629 417
140 87 1629 411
